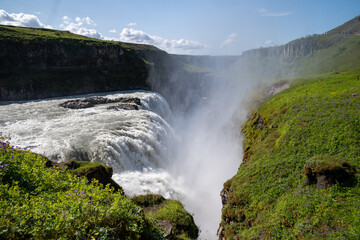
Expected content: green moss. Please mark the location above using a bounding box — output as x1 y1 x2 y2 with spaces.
221 70 360 239
146 199 199 240
131 194 166 208
68 161 110 175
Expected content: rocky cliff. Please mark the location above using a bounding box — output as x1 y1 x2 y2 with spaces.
0 25 215 114
0 26 161 101
242 15 360 61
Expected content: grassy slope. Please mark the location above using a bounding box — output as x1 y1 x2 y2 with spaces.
295 35 360 75
228 34 360 84
0 136 197 240
0 25 159 51
221 70 360 239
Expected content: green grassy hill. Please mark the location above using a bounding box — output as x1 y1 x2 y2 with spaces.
219 15 360 240
225 16 360 83
219 70 360 239
0 135 198 240
0 25 159 50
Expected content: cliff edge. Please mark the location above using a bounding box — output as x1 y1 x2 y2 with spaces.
0 25 163 101
219 70 360 239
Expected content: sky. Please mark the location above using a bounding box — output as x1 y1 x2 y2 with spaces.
1 0 360 55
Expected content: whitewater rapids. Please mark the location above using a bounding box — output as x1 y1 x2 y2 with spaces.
0 89 242 239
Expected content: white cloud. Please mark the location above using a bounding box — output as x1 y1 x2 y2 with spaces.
259 8 294 17
119 28 207 53
0 9 206 54
220 33 237 48
60 16 103 39
127 22 137 27
0 9 52 28
264 40 277 46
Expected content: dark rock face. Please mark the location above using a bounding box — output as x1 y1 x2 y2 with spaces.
303 156 357 189
242 34 338 60
220 187 231 206
251 113 265 130
0 40 149 101
107 104 139 111
157 220 174 238
59 96 141 109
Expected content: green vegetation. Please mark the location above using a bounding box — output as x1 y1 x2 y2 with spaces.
304 154 355 175
0 134 199 239
296 35 360 75
132 194 199 240
220 70 360 239
0 135 164 239
232 33 360 84
0 25 158 51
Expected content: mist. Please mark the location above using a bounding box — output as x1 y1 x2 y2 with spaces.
145 54 271 238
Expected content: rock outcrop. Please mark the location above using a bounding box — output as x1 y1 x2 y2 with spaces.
303 155 357 189
46 159 123 192
131 194 199 239
59 96 141 109
0 26 157 101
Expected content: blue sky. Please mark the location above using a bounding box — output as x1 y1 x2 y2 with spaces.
1 0 359 55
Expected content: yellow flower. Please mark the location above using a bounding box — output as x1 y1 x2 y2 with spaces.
95 232 99 235
330 92 336 95
91 238 95 240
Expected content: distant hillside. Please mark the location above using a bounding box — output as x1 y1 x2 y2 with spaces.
327 15 360 35
224 15 360 83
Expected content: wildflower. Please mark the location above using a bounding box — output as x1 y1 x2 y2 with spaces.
74 190 78 193
0 165 3 167
4 164 8 167
95 232 99 235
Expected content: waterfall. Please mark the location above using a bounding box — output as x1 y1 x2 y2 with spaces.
0 86 247 239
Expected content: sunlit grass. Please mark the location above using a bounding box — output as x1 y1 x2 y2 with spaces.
0 135 163 239
221 70 360 239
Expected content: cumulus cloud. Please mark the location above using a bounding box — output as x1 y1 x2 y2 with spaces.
60 16 103 39
259 8 294 17
119 28 207 52
0 9 51 28
264 40 277 47
1 9 206 54
220 33 237 48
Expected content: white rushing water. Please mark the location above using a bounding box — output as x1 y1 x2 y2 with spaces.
0 91 185 198
0 89 244 239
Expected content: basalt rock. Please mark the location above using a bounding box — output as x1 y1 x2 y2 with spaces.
0 26 153 101
251 113 265 130
107 103 139 111
303 155 357 189
59 96 141 109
